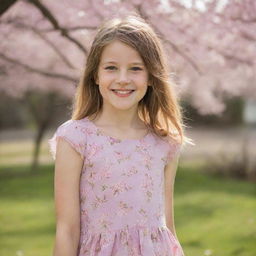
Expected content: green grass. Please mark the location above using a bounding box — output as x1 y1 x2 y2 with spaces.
0 165 55 256
175 163 256 256
0 162 255 256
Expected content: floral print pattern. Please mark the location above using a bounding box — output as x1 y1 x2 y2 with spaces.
48 117 184 256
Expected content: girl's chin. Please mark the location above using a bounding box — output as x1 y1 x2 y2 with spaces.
108 102 139 110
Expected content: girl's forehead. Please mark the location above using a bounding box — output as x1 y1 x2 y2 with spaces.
99 40 144 64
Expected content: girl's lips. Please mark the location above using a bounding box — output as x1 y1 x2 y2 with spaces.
111 89 135 97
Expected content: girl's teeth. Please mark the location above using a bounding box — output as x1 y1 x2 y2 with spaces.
112 90 134 95
116 91 132 94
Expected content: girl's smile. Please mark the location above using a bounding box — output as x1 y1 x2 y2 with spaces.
111 89 135 97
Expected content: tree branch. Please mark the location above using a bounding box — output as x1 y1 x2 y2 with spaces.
27 0 87 54
0 52 77 82
5 20 77 69
42 25 97 32
32 28 76 69
0 0 17 16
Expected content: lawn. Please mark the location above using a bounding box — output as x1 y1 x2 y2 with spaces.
0 160 255 256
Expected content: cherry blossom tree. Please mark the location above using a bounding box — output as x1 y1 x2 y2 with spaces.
0 0 255 171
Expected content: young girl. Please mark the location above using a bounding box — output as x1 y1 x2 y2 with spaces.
49 14 190 256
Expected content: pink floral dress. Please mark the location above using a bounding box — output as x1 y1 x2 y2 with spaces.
48 117 184 256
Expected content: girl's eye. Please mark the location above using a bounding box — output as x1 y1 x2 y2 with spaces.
131 67 142 71
104 66 143 71
105 66 116 70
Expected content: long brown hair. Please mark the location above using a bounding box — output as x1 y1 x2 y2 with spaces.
72 14 191 146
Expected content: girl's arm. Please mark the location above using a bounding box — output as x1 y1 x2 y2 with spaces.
164 153 180 239
53 138 84 256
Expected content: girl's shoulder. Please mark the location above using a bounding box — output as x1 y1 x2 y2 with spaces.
160 131 183 163
56 117 93 136
48 117 89 161
56 117 87 130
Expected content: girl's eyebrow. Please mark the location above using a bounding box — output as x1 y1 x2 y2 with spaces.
102 61 144 66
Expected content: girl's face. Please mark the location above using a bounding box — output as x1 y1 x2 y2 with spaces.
95 40 149 112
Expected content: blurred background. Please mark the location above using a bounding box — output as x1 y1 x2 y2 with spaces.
0 0 255 256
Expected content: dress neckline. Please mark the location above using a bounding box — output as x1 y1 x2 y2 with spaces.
83 117 151 143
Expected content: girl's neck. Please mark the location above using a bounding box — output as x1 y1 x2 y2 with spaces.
89 110 144 129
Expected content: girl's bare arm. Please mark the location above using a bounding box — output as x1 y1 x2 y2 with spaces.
164 154 180 239
53 138 84 256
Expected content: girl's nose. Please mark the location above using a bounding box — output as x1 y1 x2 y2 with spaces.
117 70 130 85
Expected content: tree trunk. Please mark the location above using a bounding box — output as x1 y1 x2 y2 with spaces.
30 120 48 173
23 90 57 173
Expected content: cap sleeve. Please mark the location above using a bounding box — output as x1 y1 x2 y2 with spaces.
48 119 87 161
166 135 182 164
